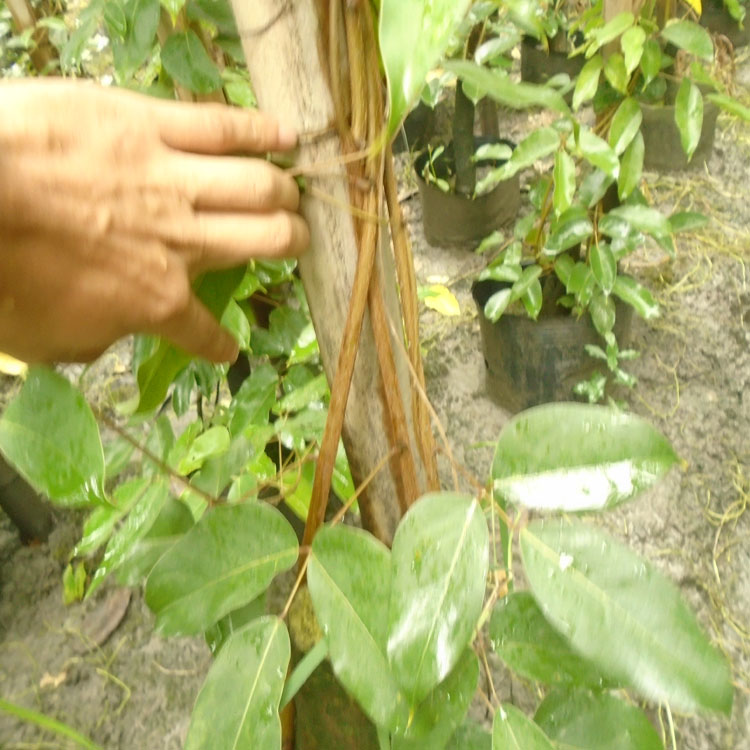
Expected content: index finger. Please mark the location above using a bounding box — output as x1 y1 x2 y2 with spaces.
154 100 298 155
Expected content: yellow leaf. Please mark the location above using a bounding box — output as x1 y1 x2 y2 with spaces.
683 0 702 15
419 284 460 317
0 352 27 377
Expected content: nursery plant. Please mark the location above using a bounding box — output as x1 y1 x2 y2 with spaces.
0 1 739 749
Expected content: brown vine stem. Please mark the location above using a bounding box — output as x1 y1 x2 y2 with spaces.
305 184 385 224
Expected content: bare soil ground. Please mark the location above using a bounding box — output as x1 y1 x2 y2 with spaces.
1 52 749 750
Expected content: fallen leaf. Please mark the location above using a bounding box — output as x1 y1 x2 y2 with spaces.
418 284 461 316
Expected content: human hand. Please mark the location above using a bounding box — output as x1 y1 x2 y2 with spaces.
0 78 309 363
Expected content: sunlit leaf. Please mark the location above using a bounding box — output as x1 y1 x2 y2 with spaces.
608 98 642 155
521 520 734 714
612 275 660 319
707 93 750 122
603 53 628 94
621 26 645 75
535 689 664 749
590 242 616 294
392 649 478 749
590 292 616 336
591 12 634 51
553 150 576 215
608 205 671 237
572 55 602 111
484 288 513 322
675 79 703 160
0 367 105 505
419 285 461 317
660 20 713 61
491 592 612 688
387 492 489 706
146 503 298 636
380 0 473 137
185 617 289 750
308 525 404 729
491 403 678 512
639 39 662 85
0 352 26 377
618 131 644 201
578 128 619 177
493 703 554 750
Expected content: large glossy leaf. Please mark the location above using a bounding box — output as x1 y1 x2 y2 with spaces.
618 131 644 201
380 0 473 138
392 649 478 750
535 689 664 749
572 55 602 111
675 79 703 160
482 128 560 187
553 149 576 215
493 703 554 750
608 97 642 155
387 492 489 706
445 61 569 114
88 478 170 597
608 205 671 237
145 502 298 635
136 266 245 413
490 592 611 688
307 525 404 729
521 519 734 714
591 12 634 51
612 275 659 319
621 26 645 75
590 241 616 294
491 404 677 512
660 20 713 61
161 30 222 94
185 616 289 750
578 128 619 178
0 366 105 505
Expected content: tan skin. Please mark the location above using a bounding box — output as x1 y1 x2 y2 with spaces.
0 78 310 364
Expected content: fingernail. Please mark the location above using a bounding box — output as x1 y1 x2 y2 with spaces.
277 124 298 149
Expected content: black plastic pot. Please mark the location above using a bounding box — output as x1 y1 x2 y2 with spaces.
700 0 750 48
414 136 520 246
392 101 437 155
472 279 633 413
520 36 585 94
640 89 719 171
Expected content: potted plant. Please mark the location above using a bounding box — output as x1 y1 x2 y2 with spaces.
413 1 522 245
448 6 739 409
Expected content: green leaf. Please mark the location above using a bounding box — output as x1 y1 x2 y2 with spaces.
491 403 678 512
204 594 268 656
553 150 576 215
136 266 245 413
591 12 634 51
104 0 127 40
669 211 708 233
447 719 492 750
176 426 231 475
660 20 713 61
185 617 289 750
387 492 489 706
508 128 561 175
484 288 513 323
612 275 660 319
590 242 617 294
521 519 733 714
221 299 251 350
578 128 619 178
88 478 170 597
146 503 298 636
618 131 644 201
490 592 611 688
590 291 616 336
228 363 278 436
161 30 222 94
445 61 569 115
0 367 105 505
380 0 473 138
639 39 662 85
603 53 628 95
521 279 543 320
493 703 554 750
621 26 645 75
608 205 671 237
63 562 87 605
112 0 160 79
608 98 642 155
308 525 404 729
535 689 664 749
545 208 593 256
160 0 186 18
675 79 703 161
115 497 195 586
510 265 543 303
707 93 750 122
573 55 602 111
392 650 479 750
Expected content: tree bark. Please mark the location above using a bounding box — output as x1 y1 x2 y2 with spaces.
232 1 437 544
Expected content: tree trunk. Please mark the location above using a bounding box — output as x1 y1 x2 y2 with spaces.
232 1 438 545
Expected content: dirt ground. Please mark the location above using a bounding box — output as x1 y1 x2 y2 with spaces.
1 53 749 750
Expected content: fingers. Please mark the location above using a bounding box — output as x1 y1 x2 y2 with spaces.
155 100 298 155
169 152 300 212
159 211 310 275
156 292 240 363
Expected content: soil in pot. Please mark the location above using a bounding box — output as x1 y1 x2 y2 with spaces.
414 136 521 246
640 82 719 171
472 277 633 413
699 0 750 48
